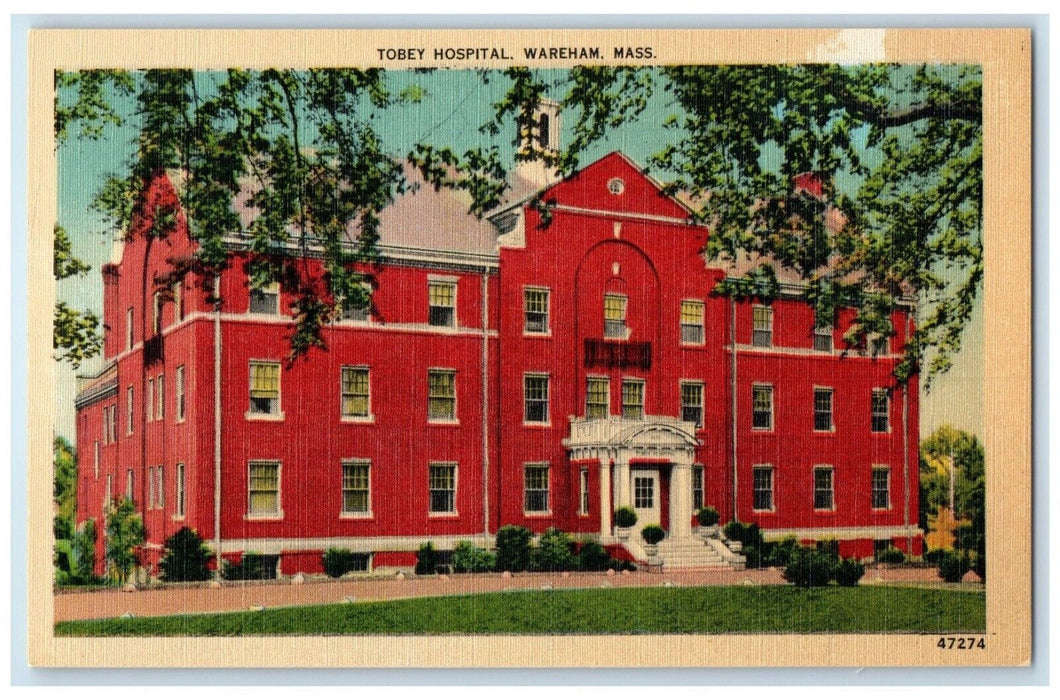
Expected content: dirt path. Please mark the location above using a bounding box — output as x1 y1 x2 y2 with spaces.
54 566 949 623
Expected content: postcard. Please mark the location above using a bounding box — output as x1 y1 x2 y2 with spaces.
28 26 1030 667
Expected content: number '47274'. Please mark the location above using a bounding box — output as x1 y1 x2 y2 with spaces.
937 637 986 650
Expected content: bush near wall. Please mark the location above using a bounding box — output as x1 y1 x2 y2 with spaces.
451 541 495 573
495 525 534 572
532 528 576 572
782 546 836 587
415 542 439 575
833 558 866 587
322 548 362 578
159 527 212 582
876 547 907 564
938 551 970 583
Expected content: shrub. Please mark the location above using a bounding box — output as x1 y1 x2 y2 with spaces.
70 519 98 584
876 547 906 564
923 548 946 564
938 551 970 583
105 498 145 584
495 525 533 572
532 528 576 571
577 540 611 571
322 548 360 578
451 541 496 573
723 521 763 547
159 527 212 582
767 536 800 568
614 507 638 529
54 540 73 582
782 546 835 587
815 539 840 562
415 542 439 575
641 524 666 545
54 515 73 541
223 553 269 581
696 506 720 527
834 558 866 587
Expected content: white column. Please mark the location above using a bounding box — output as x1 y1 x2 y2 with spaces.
670 461 693 539
599 458 612 537
616 459 631 510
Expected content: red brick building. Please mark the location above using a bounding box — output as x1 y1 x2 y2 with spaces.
75 119 922 576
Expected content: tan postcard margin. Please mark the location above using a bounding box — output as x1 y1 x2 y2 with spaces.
27 27 1031 668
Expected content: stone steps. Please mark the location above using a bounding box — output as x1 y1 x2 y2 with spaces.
654 537 732 571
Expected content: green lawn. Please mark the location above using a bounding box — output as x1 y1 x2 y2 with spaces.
55 585 985 636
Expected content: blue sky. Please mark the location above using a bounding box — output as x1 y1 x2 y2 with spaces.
54 68 982 441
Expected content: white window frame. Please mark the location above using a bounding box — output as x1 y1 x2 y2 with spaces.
156 465 165 509
579 468 590 516
680 299 705 345
126 307 134 351
523 286 550 335
523 373 550 425
93 440 100 479
680 381 704 428
174 281 184 322
871 466 891 510
104 474 112 511
523 462 551 515
338 283 373 323
813 465 835 511
146 378 154 423
585 376 610 419
247 460 282 518
691 464 705 511
428 462 458 516
752 383 774 431
125 468 134 501
621 378 645 420
814 319 834 352
126 385 134 435
752 464 774 512
752 305 773 347
249 280 280 316
176 365 186 422
427 368 458 423
871 388 891 433
813 386 834 432
427 279 457 328
147 466 155 508
340 366 373 421
152 290 163 335
175 462 186 519
247 360 284 420
340 460 373 518
604 293 629 340
156 373 165 420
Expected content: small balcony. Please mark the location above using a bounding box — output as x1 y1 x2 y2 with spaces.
584 338 652 370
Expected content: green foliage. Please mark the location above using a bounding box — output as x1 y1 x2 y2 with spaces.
938 551 970 583
321 548 368 578
159 527 212 582
54 515 73 541
70 519 99 584
834 558 866 587
924 548 947 564
640 524 666 546
919 425 985 579
54 540 73 580
53 436 78 525
613 506 638 528
696 506 720 527
723 521 763 546
782 546 836 587
414 542 439 575
105 498 145 584
223 553 272 581
451 541 496 574
577 540 612 571
532 528 576 572
494 525 534 572
53 225 102 368
876 547 906 564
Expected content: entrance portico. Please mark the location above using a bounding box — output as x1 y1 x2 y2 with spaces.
563 415 700 541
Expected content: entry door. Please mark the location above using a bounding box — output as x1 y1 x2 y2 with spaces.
631 470 661 530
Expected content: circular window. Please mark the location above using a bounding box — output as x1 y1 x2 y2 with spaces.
607 178 625 195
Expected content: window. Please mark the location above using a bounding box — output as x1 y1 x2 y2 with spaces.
586 377 609 419
680 300 705 344
176 365 186 421
248 461 280 516
524 287 549 334
753 465 774 511
126 307 134 350
814 320 833 352
341 367 371 419
428 463 456 514
813 466 834 510
872 467 891 509
427 369 456 421
871 389 890 433
106 405 117 443
339 285 372 322
146 378 154 423
870 334 889 356
680 382 704 428
156 374 165 420
813 388 833 431
174 281 184 322
752 305 773 347
621 379 644 419
147 467 154 508
157 465 164 508
125 469 134 500
752 384 773 430
523 374 549 424
249 280 279 315
692 465 704 511
524 463 550 513
249 361 281 416
579 469 590 515
342 461 371 515
152 290 163 335
126 386 134 435
93 440 99 479
428 280 456 327
538 112 550 148
104 474 112 510
634 476 655 509
176 463 186 518
604 293 628 339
